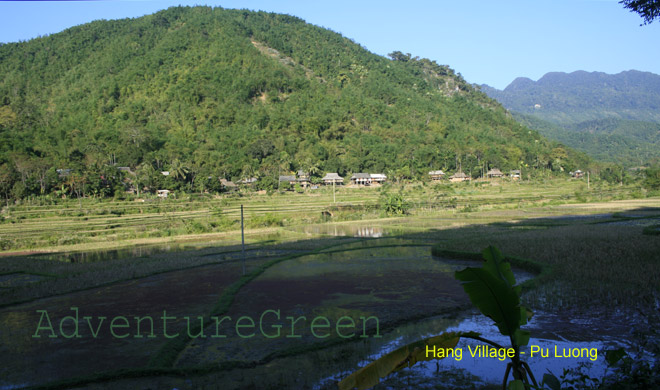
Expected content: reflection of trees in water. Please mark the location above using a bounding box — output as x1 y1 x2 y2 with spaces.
353 226 383 238
302 224 385 238
31 244 176 263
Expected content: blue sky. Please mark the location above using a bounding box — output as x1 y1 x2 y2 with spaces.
0 0 658 89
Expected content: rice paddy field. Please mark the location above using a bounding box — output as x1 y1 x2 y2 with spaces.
0 179 641 254
0 179 659 389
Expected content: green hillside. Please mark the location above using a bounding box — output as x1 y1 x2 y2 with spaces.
0 6 586 197
514 114 660 167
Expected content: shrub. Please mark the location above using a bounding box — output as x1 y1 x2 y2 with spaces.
279 181 292 192
379 191 409 216
0 238 14 250
643 165 660 190
256 176 278 191
183 219 211 234
247 213 284 228
630 190 644 199
57 236 84 246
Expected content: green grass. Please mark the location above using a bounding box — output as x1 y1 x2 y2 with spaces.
0 178 642 253
428 216 660 308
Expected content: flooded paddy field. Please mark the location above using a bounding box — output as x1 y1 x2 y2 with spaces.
0 244 472 388
0 203 659 389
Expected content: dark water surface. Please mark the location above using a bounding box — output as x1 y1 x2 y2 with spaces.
0 241 645 389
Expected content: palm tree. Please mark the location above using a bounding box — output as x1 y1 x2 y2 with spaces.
304 158 320 177
241 164 255 181
169 159 189 183
136 162 157 194
278 152 292 173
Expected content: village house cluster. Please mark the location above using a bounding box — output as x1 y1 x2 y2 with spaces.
428 168 523 183
276 172 387 188
87 166 585 198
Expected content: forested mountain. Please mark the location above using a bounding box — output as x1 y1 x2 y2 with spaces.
481 70 660 124
513 114 660 167
0 6 587 197
481 71 660 166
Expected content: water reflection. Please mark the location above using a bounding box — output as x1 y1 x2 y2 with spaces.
433 311 622 385
0 239 639 389
26 243 198 263
317 308 633 389
296 224 402 238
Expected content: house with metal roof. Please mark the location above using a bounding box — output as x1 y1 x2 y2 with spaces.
322 173 344 185
428 170 445 180
350 173 372 185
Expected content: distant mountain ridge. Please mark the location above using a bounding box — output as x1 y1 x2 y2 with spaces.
480 70 660 166
481 70 660 124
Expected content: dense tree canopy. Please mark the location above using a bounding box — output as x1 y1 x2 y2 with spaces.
0 6 589 199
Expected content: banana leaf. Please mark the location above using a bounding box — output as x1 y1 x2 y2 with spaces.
455 246 530 344
338 331 477 390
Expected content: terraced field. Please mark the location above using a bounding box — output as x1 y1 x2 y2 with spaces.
0 179 638 254
1 179 658 389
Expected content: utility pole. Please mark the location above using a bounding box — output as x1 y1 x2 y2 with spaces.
241 204 245 275
333 180 336 203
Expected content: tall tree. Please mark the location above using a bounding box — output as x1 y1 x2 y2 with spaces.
620 0 660 24
169 159 189 183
